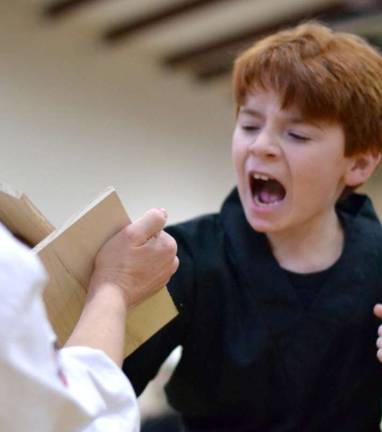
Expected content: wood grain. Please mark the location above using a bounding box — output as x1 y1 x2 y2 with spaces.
0 183 178 356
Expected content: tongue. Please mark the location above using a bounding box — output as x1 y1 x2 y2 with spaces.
258 180 285 204
259 190 281 204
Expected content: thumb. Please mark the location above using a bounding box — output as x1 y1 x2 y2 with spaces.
373 304 382 320
127 208 168 246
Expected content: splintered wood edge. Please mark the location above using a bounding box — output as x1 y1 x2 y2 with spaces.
33 186 116 254
0 182 55 245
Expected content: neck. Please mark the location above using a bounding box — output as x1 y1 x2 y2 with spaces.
266 208 344 273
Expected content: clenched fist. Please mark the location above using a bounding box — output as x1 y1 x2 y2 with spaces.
88 208 179 308
374 304 382 362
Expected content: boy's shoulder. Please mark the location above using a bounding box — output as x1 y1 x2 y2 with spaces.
337 194 382 281
337 193 381 232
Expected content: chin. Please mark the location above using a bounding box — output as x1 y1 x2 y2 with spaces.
244 212 280 233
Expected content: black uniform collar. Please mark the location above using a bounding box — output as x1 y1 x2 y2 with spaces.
220 188 382 333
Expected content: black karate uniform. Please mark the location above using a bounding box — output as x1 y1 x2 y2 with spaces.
123 189 382 431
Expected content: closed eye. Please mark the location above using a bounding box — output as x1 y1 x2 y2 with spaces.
241 125 259 132
288 131 310 142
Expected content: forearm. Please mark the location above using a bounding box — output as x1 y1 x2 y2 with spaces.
65 282 127 367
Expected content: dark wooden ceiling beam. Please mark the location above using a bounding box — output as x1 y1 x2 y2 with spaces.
43 0 104 19
163 1 349 69
346 0 382 7
193 56 233 82
102 0 235 43
195 63 232 82
194 31 382 83
192 5 382 83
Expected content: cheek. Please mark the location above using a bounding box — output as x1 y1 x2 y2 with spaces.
288 154 325 195
291 156 341 201
231 137 246 172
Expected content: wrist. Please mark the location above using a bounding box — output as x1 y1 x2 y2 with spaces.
87 276 129 315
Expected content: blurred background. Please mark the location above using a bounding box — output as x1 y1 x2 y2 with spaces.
0 0 381 429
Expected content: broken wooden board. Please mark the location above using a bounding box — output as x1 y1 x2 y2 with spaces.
0 183 178 356
33 187 178 356
0 181 54 246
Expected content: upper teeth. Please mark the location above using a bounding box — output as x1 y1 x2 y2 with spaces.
253 173 270 181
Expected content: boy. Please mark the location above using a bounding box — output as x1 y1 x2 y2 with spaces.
123 23 382 431
0 208 178 431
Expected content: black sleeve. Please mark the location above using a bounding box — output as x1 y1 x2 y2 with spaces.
122 222 195 395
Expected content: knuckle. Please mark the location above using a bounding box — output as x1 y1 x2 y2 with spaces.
378 349 382 362
169 241 178 256
124 225 140 243
164 235 178 254
162 258 179 283
172 256 180 273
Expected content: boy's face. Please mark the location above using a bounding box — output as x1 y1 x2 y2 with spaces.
232 89 353 235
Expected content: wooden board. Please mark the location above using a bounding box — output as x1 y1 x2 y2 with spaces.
0 184 178 356
0 181 55 246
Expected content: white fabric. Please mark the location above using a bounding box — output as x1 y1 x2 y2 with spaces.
61 346 139 432
0 224 139 432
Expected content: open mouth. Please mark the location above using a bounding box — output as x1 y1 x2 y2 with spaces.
250 173 286 205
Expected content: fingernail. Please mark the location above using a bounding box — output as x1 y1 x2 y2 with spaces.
156 208 168 218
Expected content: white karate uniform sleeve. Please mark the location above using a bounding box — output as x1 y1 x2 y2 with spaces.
0 224 140 432
60 346 139 432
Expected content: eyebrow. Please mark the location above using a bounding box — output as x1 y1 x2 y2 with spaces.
239 107 304 122
239 108 263 118
239 107 322 129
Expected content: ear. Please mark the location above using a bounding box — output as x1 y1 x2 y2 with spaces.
344 151 381 187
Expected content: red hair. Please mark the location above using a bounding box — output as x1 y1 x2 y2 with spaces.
233 22 382 156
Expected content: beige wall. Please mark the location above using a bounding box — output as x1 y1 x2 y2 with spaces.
0 1 380 229
0 1 235 227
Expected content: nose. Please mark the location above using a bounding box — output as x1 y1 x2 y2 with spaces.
249 129 281 159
